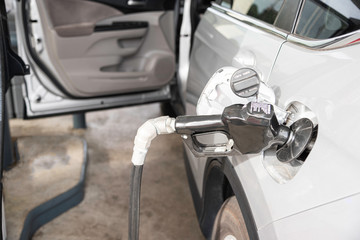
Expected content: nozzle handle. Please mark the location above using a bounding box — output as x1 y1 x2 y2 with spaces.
175 115 225 135
175 115 234 157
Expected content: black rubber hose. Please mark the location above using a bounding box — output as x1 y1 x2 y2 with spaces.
129 165 143 240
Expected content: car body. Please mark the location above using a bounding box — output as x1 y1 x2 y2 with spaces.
1 0 360 239
185 0 360 239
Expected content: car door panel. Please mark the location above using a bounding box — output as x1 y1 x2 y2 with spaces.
186 6 287 108
14 0 176 117
29 0 175 97
185 4 287 210
43 0 121 37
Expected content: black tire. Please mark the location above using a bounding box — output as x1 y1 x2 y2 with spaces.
211 196 250 240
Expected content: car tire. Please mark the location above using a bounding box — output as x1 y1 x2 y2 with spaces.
211 196 250 240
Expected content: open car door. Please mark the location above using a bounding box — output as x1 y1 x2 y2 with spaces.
1 0 30 238
14 0 177 118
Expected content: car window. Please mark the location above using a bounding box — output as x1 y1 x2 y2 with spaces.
295 0 360 39
219 0 285 25
273 0 301 32
217 0 301 32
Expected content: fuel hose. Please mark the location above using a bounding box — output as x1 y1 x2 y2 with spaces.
128 114 230 240
128 116 176 240
128 165 143 240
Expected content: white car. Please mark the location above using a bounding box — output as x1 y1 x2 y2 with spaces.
1 0 360 239
185 1 360 239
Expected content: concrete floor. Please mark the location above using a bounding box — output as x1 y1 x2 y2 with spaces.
4 135 85 240
8 103 205 240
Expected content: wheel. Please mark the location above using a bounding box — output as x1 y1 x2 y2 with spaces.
211 196 250 240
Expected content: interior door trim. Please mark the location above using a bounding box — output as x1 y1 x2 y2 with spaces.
88 0 176 13
24 84 172 118
20 0 77 98
94 21 149 32
20 0 174 99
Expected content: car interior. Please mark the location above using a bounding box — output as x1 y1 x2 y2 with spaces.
26 0 177 97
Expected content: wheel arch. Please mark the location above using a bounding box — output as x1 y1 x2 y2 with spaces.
184 154 259 240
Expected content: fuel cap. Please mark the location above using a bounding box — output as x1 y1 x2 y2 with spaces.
230 68 260 98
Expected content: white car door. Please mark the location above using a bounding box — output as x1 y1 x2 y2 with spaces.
185 0 302 238
13 0 177 118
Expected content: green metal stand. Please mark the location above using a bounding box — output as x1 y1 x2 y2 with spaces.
73 113 86 129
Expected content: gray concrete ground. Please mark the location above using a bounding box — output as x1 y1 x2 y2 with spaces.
8 103 205 240
4 136 85 240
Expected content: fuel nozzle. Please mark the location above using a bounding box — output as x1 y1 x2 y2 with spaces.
221 102 290 154
129 101 314 240
176 101 313 161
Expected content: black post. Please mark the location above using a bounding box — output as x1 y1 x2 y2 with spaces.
3 105 15 170
73 113 87 129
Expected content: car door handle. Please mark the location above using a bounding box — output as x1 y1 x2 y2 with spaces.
127 0 146 6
